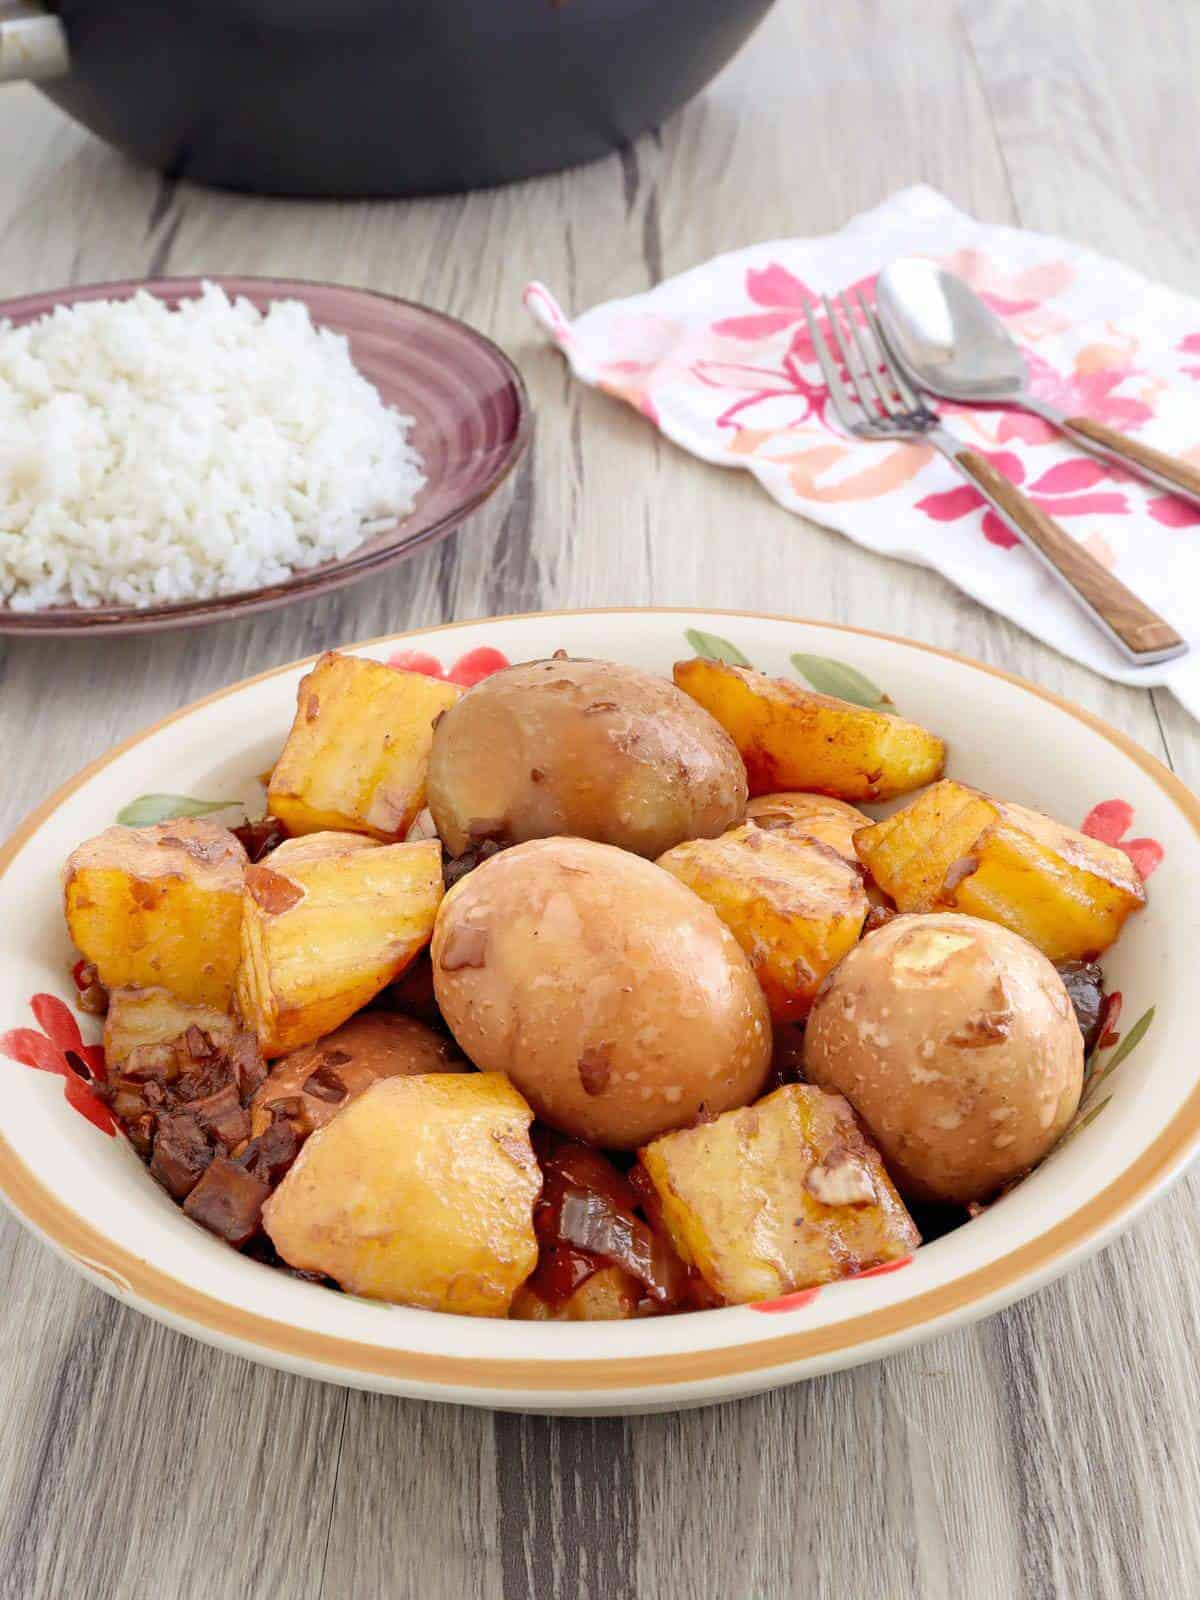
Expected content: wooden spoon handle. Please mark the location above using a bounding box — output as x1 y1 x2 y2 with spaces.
1061 416 1200 507
954 448 1185 662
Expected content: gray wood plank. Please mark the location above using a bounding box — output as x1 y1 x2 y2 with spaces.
493 1415 638 1600
0 1231 342 1600
324 1396 504 1600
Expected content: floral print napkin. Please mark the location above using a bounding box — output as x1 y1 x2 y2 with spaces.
525 186 1200 718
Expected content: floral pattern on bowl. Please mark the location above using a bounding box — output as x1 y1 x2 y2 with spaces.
1 991 112 1135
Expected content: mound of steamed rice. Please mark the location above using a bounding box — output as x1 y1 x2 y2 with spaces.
0 282 425 610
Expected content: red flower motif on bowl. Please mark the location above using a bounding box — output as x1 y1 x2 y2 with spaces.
1081 799 1164 880
387 645 511 687
1 993 114 1135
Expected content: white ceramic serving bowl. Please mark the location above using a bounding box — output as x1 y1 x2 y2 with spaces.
1 609 1197 1415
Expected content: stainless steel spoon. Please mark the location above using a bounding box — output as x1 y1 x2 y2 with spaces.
876 258 1200 510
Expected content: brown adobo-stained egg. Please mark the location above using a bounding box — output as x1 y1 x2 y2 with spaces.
804 912 1082 1205
431 836 772 1149
425 656 748 860
248 1011 464 1140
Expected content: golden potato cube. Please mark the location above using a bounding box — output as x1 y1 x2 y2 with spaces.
267 831 379 868
744 792 871 864
853 779 996 911
103 985 238 1073
639 1083 919 1304
854 779 1146 960
263 1072 540 1315
674 657 945 802
236 833 443 1056
64 819 246 1008
268 652 462 841
658 825 868 1021
510 1265 640 1321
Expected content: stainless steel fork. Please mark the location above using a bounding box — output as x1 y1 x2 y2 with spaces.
805 291 1187 667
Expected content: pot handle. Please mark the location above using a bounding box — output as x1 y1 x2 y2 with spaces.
0 2 69 83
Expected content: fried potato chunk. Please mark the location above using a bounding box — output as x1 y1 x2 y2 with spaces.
236 833 443 1056
674 657 944 802
658 825 868 1021
639 1083 919 1305
266 831 378 868
744 792 871 863
103 985 239 1073
268 652 462 841
854 779 1146 961
248 1011 463 1139
263 1073 540 1315
64 819 246 1008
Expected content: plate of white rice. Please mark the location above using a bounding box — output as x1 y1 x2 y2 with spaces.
0 276 529 633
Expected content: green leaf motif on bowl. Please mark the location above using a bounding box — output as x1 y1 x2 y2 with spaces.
117 794 242 827
1057 1004 1155 1151
790 653 893 711
682 628 752 667
1094 1004 1155 1079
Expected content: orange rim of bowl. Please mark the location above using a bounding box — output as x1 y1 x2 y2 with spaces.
1 608 1198 1394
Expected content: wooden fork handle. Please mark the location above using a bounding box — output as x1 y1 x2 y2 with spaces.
1060 416 1200 507
954 449 1185 661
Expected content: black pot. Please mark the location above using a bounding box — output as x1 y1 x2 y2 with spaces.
4 0 774 197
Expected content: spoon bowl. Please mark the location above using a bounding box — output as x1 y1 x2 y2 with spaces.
877 256 1200 525
875 259 1030 403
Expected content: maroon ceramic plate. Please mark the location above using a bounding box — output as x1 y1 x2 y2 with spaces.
0 276 530 635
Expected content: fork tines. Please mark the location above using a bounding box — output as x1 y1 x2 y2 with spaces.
804 290 929 436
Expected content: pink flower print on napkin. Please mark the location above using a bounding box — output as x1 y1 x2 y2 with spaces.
694 329 833 435
1179 332 1200 381
694 330 933 505
781 439 931 505
939 249 1075 321
699 286 886 443
711 262 818 341
711 264 874 350
996 349 1155 448
1147 490 1200 529
593 312 691 424
917 452 1128 549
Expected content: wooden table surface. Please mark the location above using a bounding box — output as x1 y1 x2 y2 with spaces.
3 3 1200 1595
